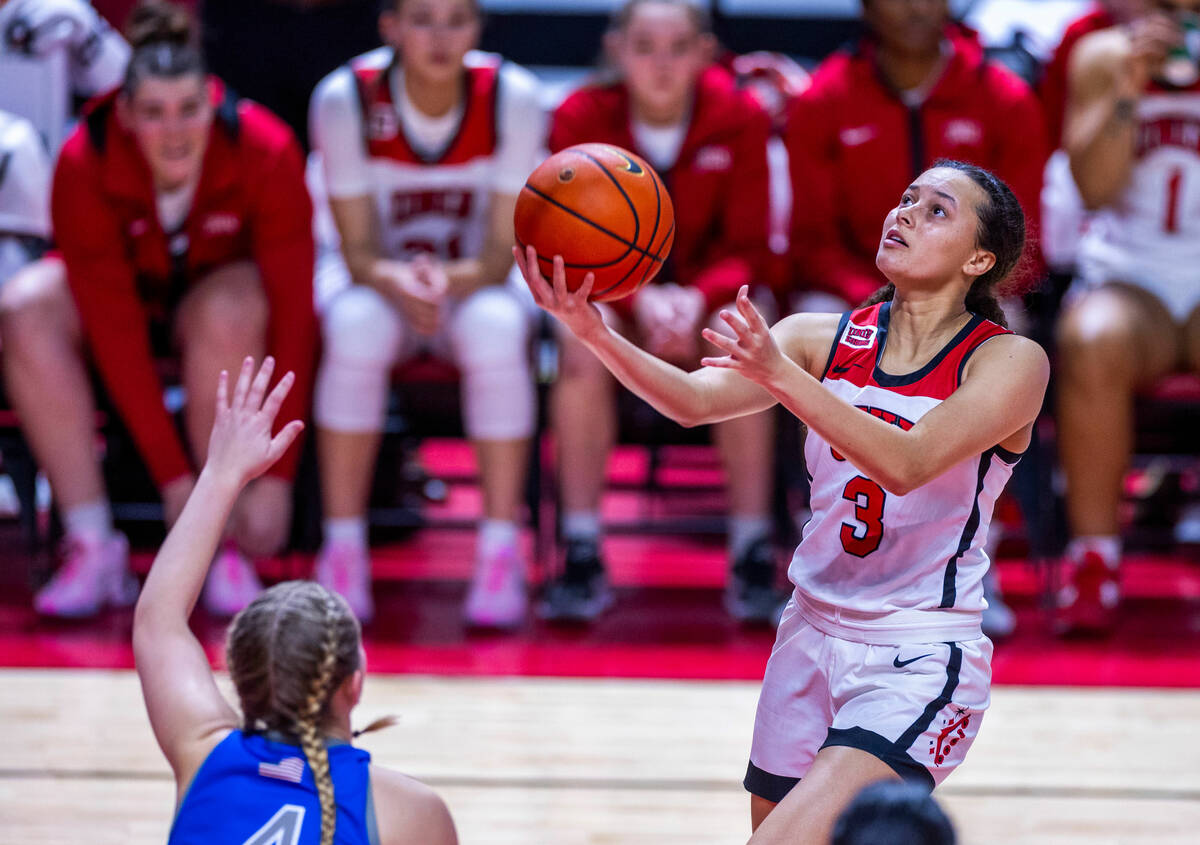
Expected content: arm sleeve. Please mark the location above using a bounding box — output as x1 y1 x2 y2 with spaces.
250 136 317 481
687 107 771 311
309 67 373 200
52 138 193 488
492 64 547 196
0 116 52 239
785 93 885 307
67 0 130 98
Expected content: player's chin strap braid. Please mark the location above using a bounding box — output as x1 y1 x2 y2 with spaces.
296 592 341 845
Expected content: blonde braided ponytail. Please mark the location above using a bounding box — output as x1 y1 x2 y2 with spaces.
295 593 342 845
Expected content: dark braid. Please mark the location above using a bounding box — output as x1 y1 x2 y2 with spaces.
863 160 1026 328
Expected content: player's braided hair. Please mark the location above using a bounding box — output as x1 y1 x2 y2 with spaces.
226 582 364 845
863 160 1027 329
122 1 206 95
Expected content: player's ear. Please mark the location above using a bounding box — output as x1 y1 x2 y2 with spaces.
342 668 365 709
116 92 134 129
697 32 717 63
962 247 996 281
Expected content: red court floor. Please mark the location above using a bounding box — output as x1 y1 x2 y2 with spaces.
1 441 1198 688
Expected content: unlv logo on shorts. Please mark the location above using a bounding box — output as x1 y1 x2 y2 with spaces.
367 104 399 141
928 705 972 766
840 322 877 349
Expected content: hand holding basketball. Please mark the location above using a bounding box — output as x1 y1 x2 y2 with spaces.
513 245 606 341
700 286 788 387
206 356 305 488
514 143 674 302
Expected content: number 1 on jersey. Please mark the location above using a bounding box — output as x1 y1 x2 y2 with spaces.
1165 167 1183 234
840 475 885 557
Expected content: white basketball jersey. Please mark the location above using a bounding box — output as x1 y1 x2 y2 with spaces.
1077 86 1200 291
0 0 129 151
311 47 542 264
790 302 1017 644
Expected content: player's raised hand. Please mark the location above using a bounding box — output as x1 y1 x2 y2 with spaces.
205 357 305 488
513 245 605 341
699 285 788 387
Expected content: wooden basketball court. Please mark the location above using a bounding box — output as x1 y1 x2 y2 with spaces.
2 668 1197 843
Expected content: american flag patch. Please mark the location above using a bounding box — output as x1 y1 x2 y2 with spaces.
258 756 305 783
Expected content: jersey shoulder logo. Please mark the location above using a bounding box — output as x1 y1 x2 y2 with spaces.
366 103 399 141
258 756 305 784
840 321 877 349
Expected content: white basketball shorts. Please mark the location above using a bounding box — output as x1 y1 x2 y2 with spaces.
745 600 992 801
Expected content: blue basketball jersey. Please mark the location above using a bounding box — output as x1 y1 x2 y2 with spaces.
169 730 378 845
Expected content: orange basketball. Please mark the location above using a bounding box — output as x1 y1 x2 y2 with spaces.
514 143 675 302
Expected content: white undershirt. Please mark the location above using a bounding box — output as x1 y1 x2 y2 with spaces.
631 119 687 172
391 67 465 160
156 178 197 233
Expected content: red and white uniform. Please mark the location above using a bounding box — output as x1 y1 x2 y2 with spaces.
793 302 1017 641
0 109 51 283
746 301 1013 800
307 48 542 442
0 0 129 150
52 81 316 485
549 65 772 316
1073 81 1200 321
311 47 543 268
786 26 1047 306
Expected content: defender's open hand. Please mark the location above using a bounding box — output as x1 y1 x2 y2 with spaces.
206 357 305 488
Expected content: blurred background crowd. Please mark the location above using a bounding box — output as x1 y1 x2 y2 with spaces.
0 0 1197 642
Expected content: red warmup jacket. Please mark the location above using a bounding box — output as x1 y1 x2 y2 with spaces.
786 26 1048 307
52 80 316 486
1040 5 1115 146
549 65 772 315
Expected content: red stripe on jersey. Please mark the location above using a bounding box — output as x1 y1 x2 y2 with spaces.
822 302 1010 400
352 51 500 165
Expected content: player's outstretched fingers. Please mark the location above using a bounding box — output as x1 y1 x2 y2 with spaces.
719 308 751 340
260 370 295 426
736 285 769 331
552 255 569 301
215 369 230 413
701 327 739 357
231 356 255 411
266 420 306 465
246 356 275 412
576 272 596 303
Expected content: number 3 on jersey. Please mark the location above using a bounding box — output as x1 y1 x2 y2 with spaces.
840 475 885 557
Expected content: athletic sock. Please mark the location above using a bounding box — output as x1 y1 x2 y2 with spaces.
562 510 602 544
1066 535 1121 569
479 519 520 560
63 500 114 547
324 517 368 550
728 515 773 561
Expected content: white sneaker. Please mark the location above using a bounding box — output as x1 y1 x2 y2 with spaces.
464 542 527 629
314 542 375 623
203 541 263 617
34 533 136 618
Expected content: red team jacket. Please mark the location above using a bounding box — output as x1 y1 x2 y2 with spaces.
786 26 1048 306
549 65 772 315
52 80 316 486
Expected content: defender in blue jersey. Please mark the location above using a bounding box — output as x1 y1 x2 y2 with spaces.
133 351 456 845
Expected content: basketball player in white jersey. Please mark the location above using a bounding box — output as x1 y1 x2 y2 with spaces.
514 159 1048 844
308 0 544 626
0 109 50 286
0 0 129 150
1056 0 1200 635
